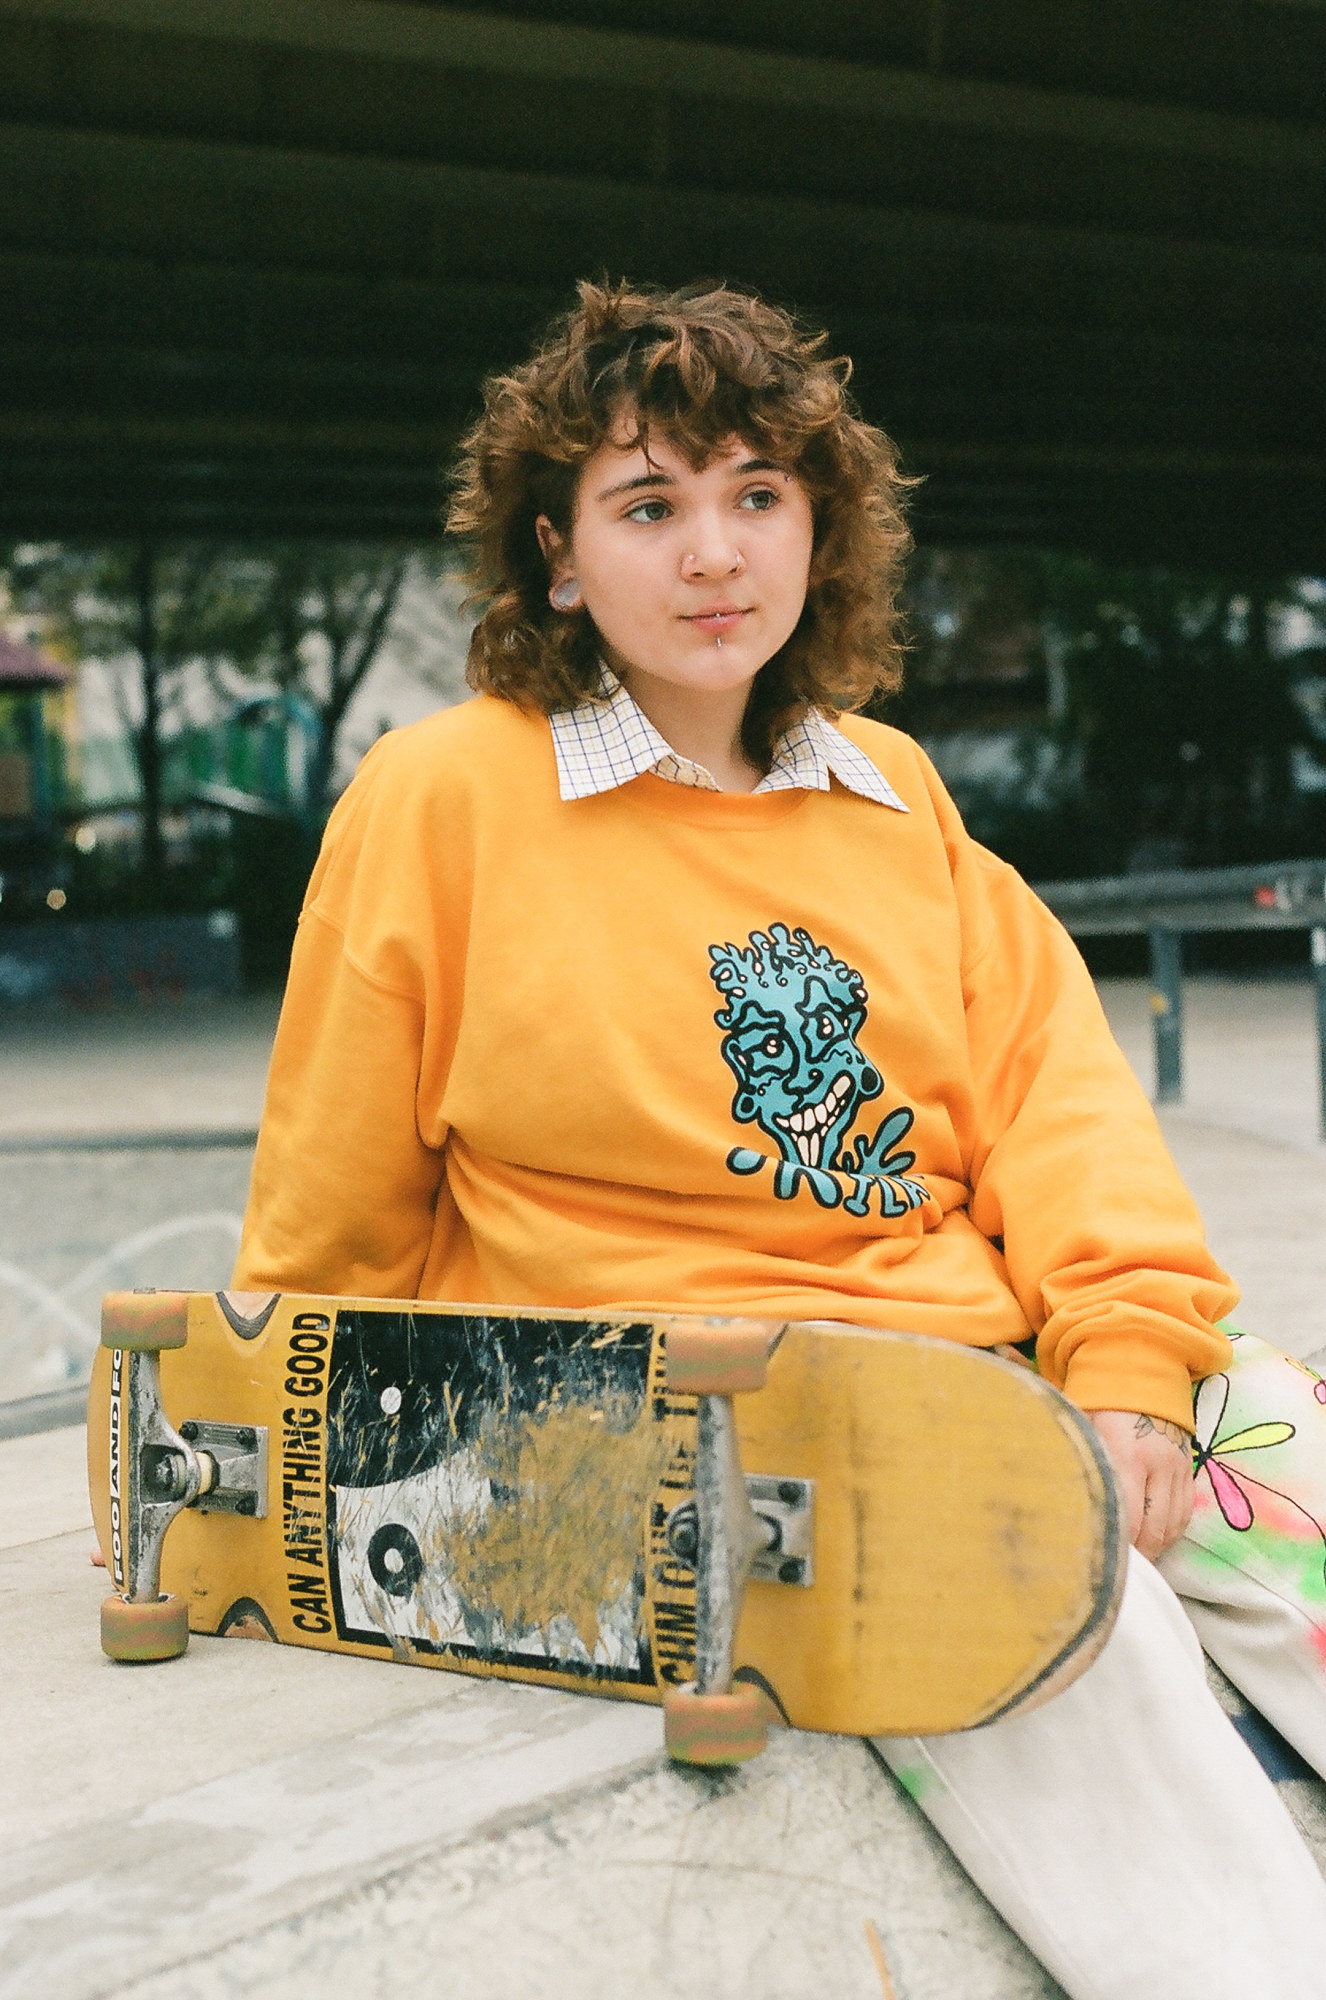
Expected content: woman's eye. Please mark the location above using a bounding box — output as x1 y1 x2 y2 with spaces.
625 499 671 524
739 486 779 512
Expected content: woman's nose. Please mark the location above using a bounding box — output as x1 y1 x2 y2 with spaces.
680 521 745 579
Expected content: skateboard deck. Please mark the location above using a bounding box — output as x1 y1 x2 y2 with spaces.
88 1290 1125 1752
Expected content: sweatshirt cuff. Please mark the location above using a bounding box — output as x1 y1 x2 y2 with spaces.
1059 1331 1224 1432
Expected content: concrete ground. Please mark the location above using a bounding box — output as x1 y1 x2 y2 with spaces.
4 977 1326 1998
0 993 278 1402
1100 975 1326 1363
1 1434 1061 2000
0 992 279 1148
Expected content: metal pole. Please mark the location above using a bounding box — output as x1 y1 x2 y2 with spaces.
1149 927 1184 1105
1313 927 1326 1142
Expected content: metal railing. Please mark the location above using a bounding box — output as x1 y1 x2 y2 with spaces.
1035 860 1326 1138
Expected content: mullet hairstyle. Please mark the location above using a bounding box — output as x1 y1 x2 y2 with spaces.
448 280 917 771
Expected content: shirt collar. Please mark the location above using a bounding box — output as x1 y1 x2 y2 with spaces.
549 670 907 812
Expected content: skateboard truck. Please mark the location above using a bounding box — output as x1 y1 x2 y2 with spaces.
98 1291 267 1663
661 1319 808 1766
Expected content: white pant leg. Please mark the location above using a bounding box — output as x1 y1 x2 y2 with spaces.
873 1551 1326 2000
1161 1540 1326 1776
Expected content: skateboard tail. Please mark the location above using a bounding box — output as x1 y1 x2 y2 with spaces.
968 1395 1127 1725
723 1322 1129 1738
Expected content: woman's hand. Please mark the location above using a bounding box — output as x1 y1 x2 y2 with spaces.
1089 1409 1195 1560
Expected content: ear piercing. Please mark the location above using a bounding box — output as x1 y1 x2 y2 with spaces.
549 577 583 612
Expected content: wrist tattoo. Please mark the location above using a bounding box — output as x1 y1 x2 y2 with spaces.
1132 1412 1192 1454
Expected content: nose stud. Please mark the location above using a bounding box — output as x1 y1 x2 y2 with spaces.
680 551 747 579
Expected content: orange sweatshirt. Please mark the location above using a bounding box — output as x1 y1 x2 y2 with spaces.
235 695 1235 1429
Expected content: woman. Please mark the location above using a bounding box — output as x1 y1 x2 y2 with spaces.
237 281 1326 1998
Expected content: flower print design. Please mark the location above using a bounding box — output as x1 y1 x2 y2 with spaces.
1188 1335 1326 1616
1279 1349 1326 1407
1192 1372 1296 1532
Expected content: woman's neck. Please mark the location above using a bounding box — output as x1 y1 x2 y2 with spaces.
615 665 764 794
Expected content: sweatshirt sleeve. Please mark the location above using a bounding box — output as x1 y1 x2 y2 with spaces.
915 757 1235 1429
233 736 457 1300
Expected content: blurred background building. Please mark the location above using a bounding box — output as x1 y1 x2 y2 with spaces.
0 0 1321 974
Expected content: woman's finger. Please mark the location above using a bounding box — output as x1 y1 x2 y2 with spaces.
1135 1468 1168 1561
1170 1455 1196 1545
1120 1457 1151 1552
1147 1451 1195 1558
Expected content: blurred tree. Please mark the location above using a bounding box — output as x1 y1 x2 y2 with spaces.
7 542 269 884
211 543 420 982
1045 561 1319 874
10 539 427 838
230 544 415 820
891 551 1325 879
5 541 456 979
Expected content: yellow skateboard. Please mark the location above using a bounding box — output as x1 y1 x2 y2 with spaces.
88 1289 1125 1763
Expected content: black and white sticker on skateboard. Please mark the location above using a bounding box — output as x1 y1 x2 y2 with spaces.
321 1308 699 1687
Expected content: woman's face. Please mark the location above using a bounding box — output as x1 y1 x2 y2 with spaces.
539 431 815 697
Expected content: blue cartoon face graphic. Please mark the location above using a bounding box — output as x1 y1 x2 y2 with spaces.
710 929 882 1171
709 925 928 1215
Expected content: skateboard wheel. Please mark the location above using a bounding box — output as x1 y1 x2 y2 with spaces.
100 1593 190 1662
665 1319 777 1396
101 1291 189 1351
663 1682 768 1766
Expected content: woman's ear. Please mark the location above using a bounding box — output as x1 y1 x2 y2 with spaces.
535 514 563 571
536 514 583 613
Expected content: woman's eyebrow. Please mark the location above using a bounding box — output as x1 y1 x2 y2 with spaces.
595 457 785 503
595 470 675 501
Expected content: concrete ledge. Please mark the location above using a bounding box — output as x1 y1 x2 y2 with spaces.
0 1385 87 1440
0 1131 258 1156
111 1734 1063 2000
0 1429 1063 2000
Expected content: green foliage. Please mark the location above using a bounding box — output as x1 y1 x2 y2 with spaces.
221 543 414 818
8 543 274 881
889 550 1326 881
1051 560 1318 872
8 543 273 679
4 539 429 972
8 540 420 821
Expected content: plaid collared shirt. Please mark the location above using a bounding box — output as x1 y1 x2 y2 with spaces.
549 670 908 811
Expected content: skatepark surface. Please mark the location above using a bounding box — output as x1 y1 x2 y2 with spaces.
4 977 1326 1999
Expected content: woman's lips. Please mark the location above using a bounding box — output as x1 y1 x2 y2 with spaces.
684 609 750 635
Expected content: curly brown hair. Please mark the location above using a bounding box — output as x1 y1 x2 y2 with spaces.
447 280 916 770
